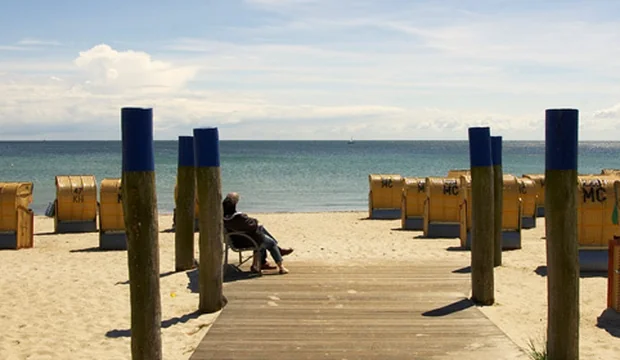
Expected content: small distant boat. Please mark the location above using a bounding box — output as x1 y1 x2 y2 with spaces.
347 137 355 144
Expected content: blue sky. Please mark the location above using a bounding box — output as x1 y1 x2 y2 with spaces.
1 0 620 140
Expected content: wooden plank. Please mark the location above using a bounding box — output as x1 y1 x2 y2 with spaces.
190 261 526 360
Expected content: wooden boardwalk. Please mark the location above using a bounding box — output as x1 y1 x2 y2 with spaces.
190 261 527 360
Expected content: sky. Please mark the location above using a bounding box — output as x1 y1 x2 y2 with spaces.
1 0 620 140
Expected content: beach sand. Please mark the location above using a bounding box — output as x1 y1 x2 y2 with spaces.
0 212 618 359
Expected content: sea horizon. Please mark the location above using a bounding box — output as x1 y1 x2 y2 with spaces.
2 140 620 216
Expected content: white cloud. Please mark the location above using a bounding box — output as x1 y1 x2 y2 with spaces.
0 40 615 141
17 38 62 46
73 44 197 94
594 104 620 119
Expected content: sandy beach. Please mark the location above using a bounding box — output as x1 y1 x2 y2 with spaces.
0 212 618 359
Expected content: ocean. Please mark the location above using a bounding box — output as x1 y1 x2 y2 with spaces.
1 140 620 215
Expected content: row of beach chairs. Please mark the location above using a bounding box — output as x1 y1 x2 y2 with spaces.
368 168 620 272
0 176 125 250
0 176 247 262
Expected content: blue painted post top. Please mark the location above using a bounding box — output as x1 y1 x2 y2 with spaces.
491 136 502 166
468 127 492 168
546 109 578 171
121 107 155 172
178 136 194 167
193 127 220 168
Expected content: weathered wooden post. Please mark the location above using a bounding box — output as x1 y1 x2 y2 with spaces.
468 127 495 305
121 107 162 360
194 127 227 313
545 109 579 360
492 136 503 267
175 135 196 272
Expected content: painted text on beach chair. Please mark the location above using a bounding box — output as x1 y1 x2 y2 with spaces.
99 178 127 250
523 174 545 217
577 176 620 272
401 177 426 230
459 175 522 250
0 182 34 250
423 177 461 238
368 174 404 219
54 175 98 233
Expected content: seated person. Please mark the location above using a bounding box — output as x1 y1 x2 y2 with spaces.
222 192 293 274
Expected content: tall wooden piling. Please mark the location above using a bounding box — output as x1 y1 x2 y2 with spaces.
492 136 503 267
545 109 579 360
194 127 227 313
175 136 196 272
121 107 162 360
468 127 495 305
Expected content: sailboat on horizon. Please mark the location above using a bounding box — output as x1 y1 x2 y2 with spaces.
347 137 355 144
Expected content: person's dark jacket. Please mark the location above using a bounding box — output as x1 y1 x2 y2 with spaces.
223 212 264 248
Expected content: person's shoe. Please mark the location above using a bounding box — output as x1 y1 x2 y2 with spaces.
279 247 294 256
261 262 278 270
279 267 289 275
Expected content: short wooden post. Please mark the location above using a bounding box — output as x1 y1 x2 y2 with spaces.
121 107 162 360
468 127 495 305
545 109 579 360
194 127 227 313
492 136 503 267
175 136 196 272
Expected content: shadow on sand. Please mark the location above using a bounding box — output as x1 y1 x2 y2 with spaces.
596 308 620 338
534 265 607 279
105 310 207 338
422 298 474 317
452 266 471 274
185 265 261 293
70 247 122 253
115 270 179 286
446 246 469 252
390 227 420 232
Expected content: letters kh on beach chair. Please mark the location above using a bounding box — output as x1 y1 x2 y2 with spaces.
53 175 98 233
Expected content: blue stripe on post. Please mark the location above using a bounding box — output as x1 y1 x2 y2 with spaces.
193 127 220 168
468 127 492 167
178 136 194 167
546 109 578 171
121 107 155 172
491 136 502 166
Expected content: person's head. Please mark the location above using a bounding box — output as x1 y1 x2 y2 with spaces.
222 192 240 216
227 192 240 205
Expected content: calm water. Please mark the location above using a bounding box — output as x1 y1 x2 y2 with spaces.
1 141 620 215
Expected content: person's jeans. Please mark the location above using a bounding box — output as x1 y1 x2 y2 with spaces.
258 226 283 264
